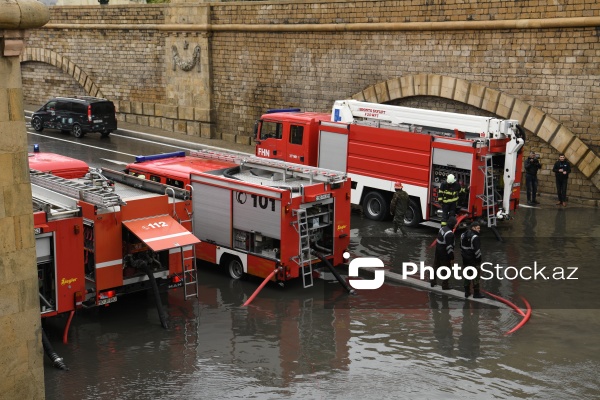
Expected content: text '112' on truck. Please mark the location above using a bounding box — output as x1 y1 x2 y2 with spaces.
102 149 352 289
254 100 525 236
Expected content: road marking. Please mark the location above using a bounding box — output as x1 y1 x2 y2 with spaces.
27 131 136 157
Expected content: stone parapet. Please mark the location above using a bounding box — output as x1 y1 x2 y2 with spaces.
1 1 50 398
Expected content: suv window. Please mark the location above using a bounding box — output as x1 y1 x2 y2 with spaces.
92 102 115 115
45 101 57 111
55 101 72 112
72 103 87 114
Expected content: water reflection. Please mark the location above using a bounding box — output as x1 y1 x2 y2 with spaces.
44 208 600 399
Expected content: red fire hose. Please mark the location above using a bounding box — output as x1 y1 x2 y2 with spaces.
482 290 532 335
428 214 468 248
243 268 280 307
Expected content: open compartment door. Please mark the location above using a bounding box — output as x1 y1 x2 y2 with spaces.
123 215 200 252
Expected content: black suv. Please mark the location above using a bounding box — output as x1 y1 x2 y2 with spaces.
31 96 117 138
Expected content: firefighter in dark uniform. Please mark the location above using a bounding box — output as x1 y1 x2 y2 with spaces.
390 181 409 237
461 221 485 299
439 174 464 226
431 216 456 290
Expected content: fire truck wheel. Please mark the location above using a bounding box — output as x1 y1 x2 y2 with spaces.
227 257 245 280
362 191 389 221
404 199 422 227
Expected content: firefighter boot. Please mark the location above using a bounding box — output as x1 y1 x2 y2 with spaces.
473 286 485 298
464 287 471 298
430 278 436 288
441 280 451 290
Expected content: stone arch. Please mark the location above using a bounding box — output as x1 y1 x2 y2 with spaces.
352 73 600 193
20 47 105 99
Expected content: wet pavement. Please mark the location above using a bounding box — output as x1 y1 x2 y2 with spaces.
26 113 600 399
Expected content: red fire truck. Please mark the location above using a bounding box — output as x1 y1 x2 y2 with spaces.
33 168 201 338
103 149 352 288
28 144 89 178
254 100 525 232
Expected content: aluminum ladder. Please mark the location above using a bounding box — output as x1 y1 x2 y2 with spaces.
30 169 123 208
167 186 198 300
292 208 314 288
477 155 497 228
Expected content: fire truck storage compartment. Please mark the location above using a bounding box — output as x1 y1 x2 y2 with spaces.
303 199 335 256
192 181 284 257
37 233 56 313
318 129 348 172
430 148 472 219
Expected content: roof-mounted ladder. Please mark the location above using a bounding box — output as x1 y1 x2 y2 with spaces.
189 149 347 185
30 169 124 209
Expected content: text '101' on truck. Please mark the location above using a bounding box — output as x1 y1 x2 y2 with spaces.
254 100 525 232
102 149 352 289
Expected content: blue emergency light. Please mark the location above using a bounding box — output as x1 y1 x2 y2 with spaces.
33 144 40 153
265 108 301 114
135 151 186 163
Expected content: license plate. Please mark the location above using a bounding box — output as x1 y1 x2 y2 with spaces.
93 119 103 123
98 296 117 306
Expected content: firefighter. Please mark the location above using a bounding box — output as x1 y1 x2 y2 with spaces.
552 153 571 207
431 216 456 290
460 221 484 299
439 174 464 226
390 181 409 237
524 151 541 205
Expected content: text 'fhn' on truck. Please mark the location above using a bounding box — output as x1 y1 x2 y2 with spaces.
253 100 525 235
102 149 352 289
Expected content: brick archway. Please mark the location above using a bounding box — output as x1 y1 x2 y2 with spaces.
352 73 600 192
21 47 105 99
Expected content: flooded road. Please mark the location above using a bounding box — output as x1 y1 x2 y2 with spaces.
43 208 600 399
28 126 599 399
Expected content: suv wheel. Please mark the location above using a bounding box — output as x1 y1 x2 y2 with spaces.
31 117 43 132
71 124 84 138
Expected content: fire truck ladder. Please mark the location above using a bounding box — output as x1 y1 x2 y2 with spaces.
477 155 497 228
189 149 347 185
169 186 199 300
292 208 314 288
30 170 124 209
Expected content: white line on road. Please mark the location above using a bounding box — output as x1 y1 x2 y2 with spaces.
28 131 137 157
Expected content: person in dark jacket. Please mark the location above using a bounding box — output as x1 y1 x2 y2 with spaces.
390 181 409 237
461 221 484 299
524 151 542 205
552 154 571 207
439 174 464 226
431 216 456 290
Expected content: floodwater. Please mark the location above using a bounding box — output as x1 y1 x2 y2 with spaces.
43 206 600 400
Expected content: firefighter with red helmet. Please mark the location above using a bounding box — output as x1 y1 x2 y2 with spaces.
390 181 409 237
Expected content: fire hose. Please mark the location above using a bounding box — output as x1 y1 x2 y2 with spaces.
42 328 68 371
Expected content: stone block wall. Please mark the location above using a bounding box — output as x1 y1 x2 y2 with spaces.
20 0 600 201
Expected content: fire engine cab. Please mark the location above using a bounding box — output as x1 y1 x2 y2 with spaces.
33 168 201 336
254 100 525 231
106 149 352 288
